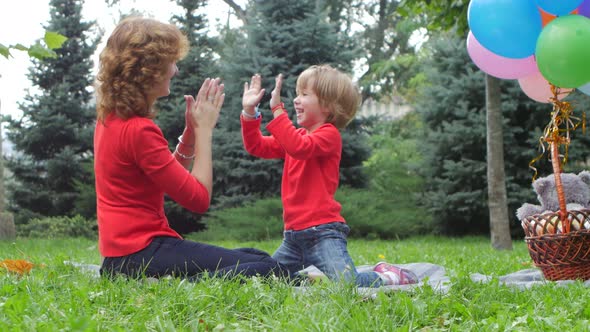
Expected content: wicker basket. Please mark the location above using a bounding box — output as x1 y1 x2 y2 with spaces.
522 209 590 281
520 87 590 280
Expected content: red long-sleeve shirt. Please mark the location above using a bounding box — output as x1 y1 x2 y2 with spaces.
94 113 209 257
241 113 344 230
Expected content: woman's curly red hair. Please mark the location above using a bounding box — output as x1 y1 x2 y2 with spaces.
95 16 189 122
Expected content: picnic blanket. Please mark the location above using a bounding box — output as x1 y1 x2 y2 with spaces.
296 263 451 297
470 268 590 289
65 261 452 296
297 263 590 297
66 261 590 296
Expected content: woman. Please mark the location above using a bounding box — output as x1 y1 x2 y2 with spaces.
94 16 288 281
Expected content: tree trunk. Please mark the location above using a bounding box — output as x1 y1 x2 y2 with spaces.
486 75 512 250
0 212 15 240
0 98 4 213
0 99 15 240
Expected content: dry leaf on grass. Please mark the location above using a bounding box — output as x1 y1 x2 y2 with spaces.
0 259 38 275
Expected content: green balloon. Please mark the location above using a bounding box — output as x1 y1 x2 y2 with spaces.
536 15 590 88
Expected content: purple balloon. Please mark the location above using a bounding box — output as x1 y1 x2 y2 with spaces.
466 31 538 79
579 0 590 18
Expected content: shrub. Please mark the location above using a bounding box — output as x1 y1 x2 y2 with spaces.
351 112 433 239
17 215 97 239
189 197 284 242
190 185 432 242
338 186 432 239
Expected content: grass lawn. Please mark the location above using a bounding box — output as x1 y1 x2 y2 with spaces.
1 236 589 331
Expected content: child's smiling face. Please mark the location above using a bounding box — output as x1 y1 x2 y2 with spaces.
294 79 330 132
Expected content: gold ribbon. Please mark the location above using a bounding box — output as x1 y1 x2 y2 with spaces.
529 85 585 180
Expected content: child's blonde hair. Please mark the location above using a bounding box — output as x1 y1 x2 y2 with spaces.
296 64 361 129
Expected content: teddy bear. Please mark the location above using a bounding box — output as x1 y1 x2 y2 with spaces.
517 171 590 234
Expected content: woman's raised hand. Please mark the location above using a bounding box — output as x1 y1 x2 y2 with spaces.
242 74 265 115
181 94 196 145
190 78 225 130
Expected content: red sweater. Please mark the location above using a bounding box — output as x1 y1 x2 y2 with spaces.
94 113 209 257
241 113 344 230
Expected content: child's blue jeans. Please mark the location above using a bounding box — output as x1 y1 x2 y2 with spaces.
272 222 383 287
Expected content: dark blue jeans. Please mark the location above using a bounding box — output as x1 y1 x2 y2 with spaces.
101 237 290 281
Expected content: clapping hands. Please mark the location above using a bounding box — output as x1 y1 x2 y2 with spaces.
242 74 265 116
242 73 283 117
187 78 225 130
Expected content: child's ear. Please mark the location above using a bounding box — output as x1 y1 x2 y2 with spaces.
325 104 339 116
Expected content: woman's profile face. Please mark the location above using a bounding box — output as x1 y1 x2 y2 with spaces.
149 62 179 101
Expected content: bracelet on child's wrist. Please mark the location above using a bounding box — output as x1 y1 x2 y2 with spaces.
178 135 194 147
175 144 195 159
242 107 260 119
271 102 285 115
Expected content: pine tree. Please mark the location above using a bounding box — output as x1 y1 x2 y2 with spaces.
416 32 590 236
213 0 368 208
0 100 15 239
154 0 219 234
5 0 99 224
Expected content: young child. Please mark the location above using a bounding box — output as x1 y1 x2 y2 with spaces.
240 65 418 287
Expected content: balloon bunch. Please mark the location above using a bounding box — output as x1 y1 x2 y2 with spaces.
467 0 590 103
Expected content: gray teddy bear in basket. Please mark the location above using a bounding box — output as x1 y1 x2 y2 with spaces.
517 171 590 234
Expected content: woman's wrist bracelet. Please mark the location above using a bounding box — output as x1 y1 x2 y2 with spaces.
178 135 194 147
175 144 195 159
271 102 285 115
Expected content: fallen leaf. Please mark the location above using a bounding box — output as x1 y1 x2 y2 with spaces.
0 259 36 275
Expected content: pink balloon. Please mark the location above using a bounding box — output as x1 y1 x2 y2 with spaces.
518 71 573 103
467 31 538 79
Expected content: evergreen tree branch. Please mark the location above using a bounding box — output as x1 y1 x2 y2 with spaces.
221 0 248 24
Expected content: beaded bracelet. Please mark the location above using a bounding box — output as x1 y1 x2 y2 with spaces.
175 144 195 159
271 102 285 115
178 135 194 147
242 106 260 119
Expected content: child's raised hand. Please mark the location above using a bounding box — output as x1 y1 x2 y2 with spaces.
270 74 283 109
242 74 265 114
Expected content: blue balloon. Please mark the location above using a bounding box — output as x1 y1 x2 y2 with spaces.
468 0 542 59
535 0 584 16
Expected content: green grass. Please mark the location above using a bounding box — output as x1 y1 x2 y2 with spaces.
1 236 589 331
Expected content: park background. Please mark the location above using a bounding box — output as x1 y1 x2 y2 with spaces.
2 0 590 246
2 1 590 330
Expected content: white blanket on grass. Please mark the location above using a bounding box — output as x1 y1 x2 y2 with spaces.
66 261 452 296
296 263 590 298
296 263 451 297
470 268 590 289
66 262 590 296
